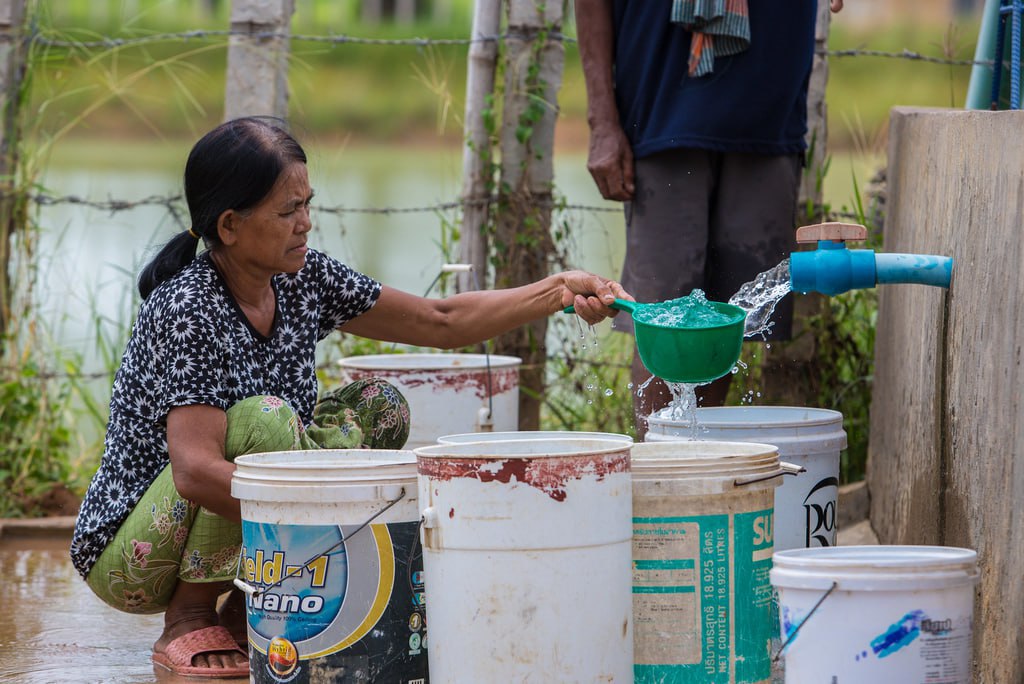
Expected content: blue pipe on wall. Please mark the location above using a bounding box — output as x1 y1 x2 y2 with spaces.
790 242 953 296
875 253 954 288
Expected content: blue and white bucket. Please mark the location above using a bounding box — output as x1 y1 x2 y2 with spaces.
231 450 427 684
771 545 979 683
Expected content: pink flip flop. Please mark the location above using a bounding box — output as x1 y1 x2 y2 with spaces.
152 625 250 679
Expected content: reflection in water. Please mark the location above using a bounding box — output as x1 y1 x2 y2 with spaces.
0 537 246 684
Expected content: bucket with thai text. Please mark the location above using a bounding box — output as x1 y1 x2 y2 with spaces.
338 353 521 448
414 438 634 683
771 545 979 683
231 449 427 683
631 440 794 683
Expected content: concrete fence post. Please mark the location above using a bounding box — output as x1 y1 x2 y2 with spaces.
224 0 295 121
0 0 28 347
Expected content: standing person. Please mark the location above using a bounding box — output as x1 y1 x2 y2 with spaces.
70 117 630 679
575 0 844 437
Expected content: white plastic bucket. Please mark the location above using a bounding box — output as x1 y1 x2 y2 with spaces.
645 406 847 551
338 352 521 449
231 450 427 683
414 438 634 683
771 545 979 683
631 440 791 684
437 429 633 444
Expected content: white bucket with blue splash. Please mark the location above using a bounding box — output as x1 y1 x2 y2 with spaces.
771 545 979 683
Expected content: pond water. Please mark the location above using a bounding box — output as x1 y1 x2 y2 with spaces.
32 141 625 447
34 142 625 368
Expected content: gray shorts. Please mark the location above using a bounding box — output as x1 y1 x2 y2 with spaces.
612 148 800 340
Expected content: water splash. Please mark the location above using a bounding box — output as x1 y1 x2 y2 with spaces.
651 382 704 440
729 259 793 338
635 261 793 434
632 288 737 327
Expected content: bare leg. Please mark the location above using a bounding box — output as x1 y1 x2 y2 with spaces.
154 580 248 671
217 587 249 646
696 374 731 407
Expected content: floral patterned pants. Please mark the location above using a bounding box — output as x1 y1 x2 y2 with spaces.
85 379 411 614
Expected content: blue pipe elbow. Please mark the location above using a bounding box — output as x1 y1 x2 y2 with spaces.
790 241 877 296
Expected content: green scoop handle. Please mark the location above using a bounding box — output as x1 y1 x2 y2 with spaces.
562 298 638 315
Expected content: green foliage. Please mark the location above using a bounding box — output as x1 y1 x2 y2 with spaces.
27 5 981 151
539 322 635 438
827 19 977 150
0 358 74 517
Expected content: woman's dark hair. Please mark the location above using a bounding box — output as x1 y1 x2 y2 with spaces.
137 116 308 299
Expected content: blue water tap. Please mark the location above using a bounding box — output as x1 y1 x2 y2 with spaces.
789 223 953 296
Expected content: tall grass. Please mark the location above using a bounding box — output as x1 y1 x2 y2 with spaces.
29 3 983 149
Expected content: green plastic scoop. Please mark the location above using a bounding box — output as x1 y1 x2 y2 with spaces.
564 296 747 384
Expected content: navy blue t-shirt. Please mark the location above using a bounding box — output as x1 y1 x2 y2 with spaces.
612 0 818 157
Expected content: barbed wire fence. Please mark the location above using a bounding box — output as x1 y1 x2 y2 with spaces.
5 23 991 384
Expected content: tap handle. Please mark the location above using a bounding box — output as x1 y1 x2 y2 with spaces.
796 222 868 244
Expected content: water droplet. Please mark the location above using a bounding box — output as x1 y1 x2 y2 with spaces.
731 366 739 374
604 388 614 396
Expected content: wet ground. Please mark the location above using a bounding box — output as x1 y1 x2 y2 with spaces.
0 532 247 684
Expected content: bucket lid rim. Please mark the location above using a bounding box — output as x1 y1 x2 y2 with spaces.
414 437 631 458
648 405 845 428
233 449 416 468
772 545 978 569
337 353 523 370
631 440 779 457
437 430 633 444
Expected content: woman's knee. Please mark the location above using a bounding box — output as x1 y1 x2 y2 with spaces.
225 395 310 457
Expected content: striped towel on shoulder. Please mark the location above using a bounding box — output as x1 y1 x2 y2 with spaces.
671 0 750 77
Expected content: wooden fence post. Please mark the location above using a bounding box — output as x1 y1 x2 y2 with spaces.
801 0 831 213
224 0 295 121
458 0 501 293
0 0 28 350
493 0 565 430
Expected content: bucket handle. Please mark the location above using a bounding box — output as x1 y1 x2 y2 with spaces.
233 486 410 599
773 581 838 662
734 461 805 487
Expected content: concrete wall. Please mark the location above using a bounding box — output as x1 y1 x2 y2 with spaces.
868 107 1024 683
